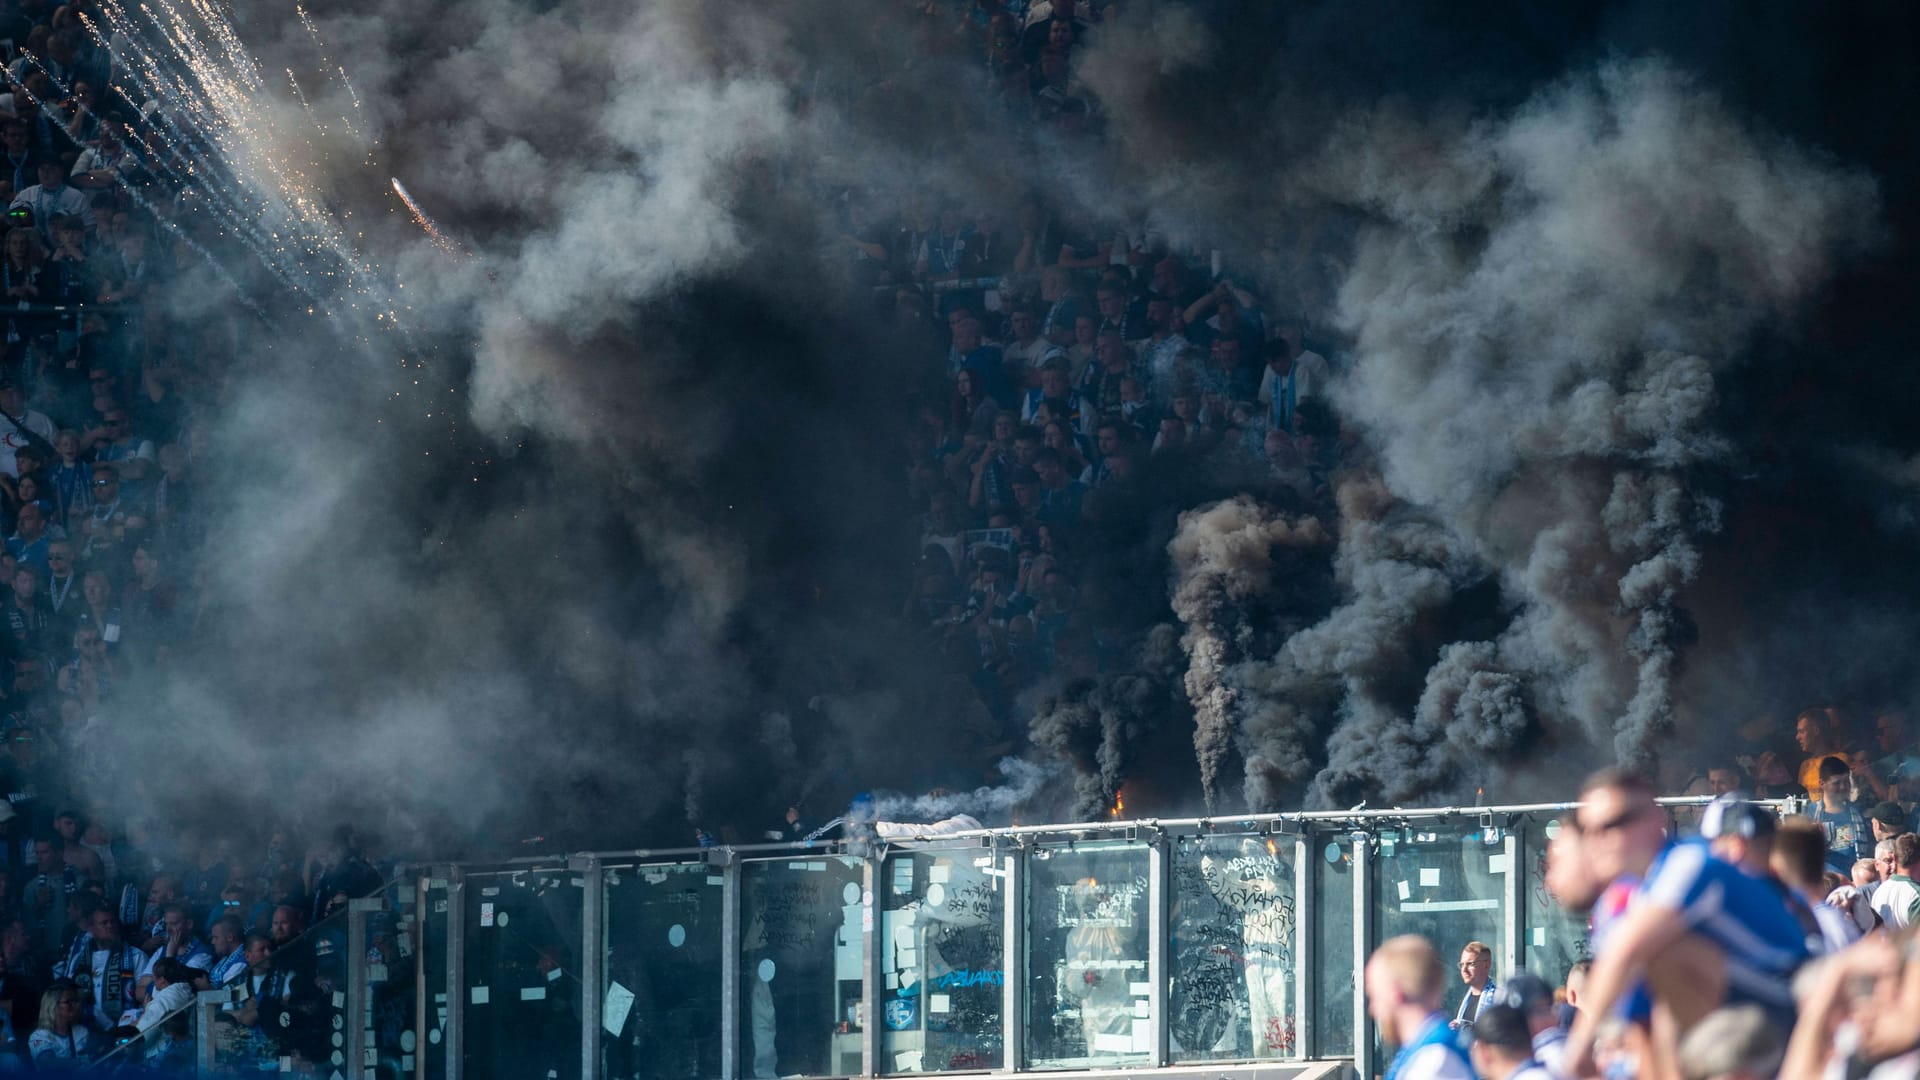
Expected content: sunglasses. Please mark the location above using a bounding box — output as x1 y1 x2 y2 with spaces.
1577 802 1655 835
92 479 114 486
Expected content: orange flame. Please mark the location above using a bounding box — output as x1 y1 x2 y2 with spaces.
1109 788 1126 818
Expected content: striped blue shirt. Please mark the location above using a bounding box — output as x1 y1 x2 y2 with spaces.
1634 840 1808 1010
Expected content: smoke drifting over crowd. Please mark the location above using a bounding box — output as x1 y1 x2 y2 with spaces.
96 0 1920 850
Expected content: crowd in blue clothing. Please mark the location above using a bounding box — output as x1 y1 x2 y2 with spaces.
1366 765 1920 1080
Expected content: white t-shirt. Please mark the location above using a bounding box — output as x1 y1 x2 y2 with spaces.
1871 875 1920 929
1257 349 1331 405
28 1025 90 1062
0 407 53 479
135 981 193 1031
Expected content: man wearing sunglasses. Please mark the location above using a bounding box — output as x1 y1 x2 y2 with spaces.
1563 771 1809 1080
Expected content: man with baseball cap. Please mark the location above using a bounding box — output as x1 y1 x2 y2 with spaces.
1467 1004 1555 1080
1493 971 1565 1075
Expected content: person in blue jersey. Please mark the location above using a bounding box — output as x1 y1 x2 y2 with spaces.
1365 935 1473 1080
1563 771 1810 1079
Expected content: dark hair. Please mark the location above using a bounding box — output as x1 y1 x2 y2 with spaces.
1896 832 1920 871
212 914 244 939
152 957 192 986
1470 1004 1533 1052
1770 820 1827 888
244 931 272 952
36 833 64 851
1817 755 1851 781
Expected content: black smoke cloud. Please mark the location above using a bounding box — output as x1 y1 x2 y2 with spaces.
85 0 1920 851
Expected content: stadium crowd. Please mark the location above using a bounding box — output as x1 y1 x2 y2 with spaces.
0 0 406 1070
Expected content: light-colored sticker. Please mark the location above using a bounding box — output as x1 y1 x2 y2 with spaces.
479 904 495 928
400 1032 416 1053
331 1033 343 1049
1093 1033 1133 1053
926 884 946 908
365 1047 378 1067
547 967 562 982
885 972 898 989
433 994 447 1005
1419 868 1440 887
1533 928 1547 946
402 1055 414 1073
807 861 826 871
333 992 345 1009
758 959 776 983
428 1029 442 1046
1397 880 1412 901
928 865 950 883
496 912 509 928
1488 853 1509 875
1133 1000 1149 1018
667 924 686 948
521 987 546 1001
842 882 861 904
480 887 499 897
895 1051 924 1071
900 969 918 989
929 994 950 1014
603 982 635 1035
1129 982 1153 997
788 862 810 871
706 875 724 886
470 987 489 1005
368 964 388 983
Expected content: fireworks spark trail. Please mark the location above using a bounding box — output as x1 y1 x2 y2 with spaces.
391 177 466 257
295 2 367 144
85 0 412 332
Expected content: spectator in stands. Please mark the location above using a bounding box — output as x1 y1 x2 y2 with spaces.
1870 832 1920 929
1563 769 1809 1075
1678 1005 1785 1080
132 956 192 1032
1468 1004 1554 1080
23 834 75 951
9 158 86 237
1493 970 1565 1074
1364 935 1472 1080
136 902 210 998
27 980 88 1064
0 121 42 196
70 569 118 652
1809 755 1873 875
1774 819 1864 949
0 377 53 481
66 900 137 1030
94 224 152 303
1869 709 1920 804
1451 940 1496 1029
1796 710 1842 797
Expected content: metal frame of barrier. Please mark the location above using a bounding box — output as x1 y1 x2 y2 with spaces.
215 794 1797 1080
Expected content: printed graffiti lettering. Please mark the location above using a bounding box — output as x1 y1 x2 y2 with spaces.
931 969 1006 989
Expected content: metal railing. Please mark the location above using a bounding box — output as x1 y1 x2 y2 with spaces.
123 794 1800 1078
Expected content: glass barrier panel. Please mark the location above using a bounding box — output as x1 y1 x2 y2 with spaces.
1312 832 1355 1058
462 868 585 1080
1522 816 1588 992
86 996 197 1072
1169 833 1295 1062
1372 824 1509 1029
602 861 725 1080
739 855 866 1079
1023 840 1150 1071
878 847 1005 1073
194 903 353 1074
420 875 450 1079
369 883 422 1080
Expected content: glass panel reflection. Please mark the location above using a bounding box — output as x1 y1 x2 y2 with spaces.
1372 825 1508 1030
1170 833 1295 1062
1023 841 1150 1070
603 861 724 1080
368 884 420 1080
740 856 866 1079
1523 816 1589 990
461 868 584 1080
1313 835 1355 1059
879 848 1005 1073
